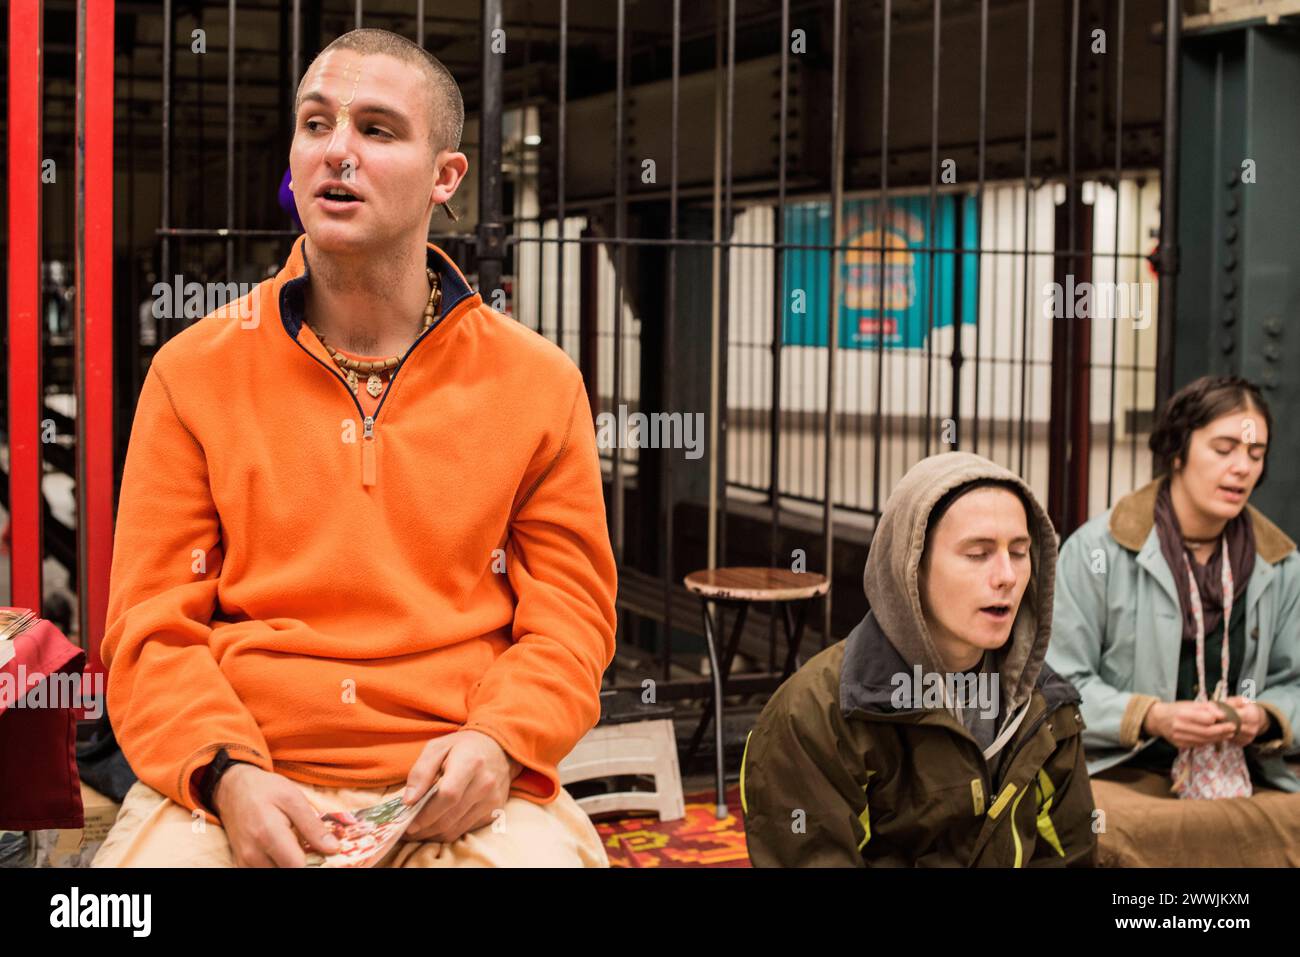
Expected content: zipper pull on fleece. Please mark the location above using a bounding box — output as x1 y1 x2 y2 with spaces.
362 415 377 487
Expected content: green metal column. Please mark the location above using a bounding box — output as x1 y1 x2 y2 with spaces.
1177 21 1300 539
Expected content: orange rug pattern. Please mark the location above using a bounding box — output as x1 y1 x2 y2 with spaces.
594 786 751 868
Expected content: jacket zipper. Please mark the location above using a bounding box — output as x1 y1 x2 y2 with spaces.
970 699 1077 863
855 695 1076 864
287 280 474 488
994 698 1075 789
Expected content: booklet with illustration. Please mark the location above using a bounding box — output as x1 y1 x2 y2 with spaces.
303 787 436 868
0 608 39 641
0 608 40 670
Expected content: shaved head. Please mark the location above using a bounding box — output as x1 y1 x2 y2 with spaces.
296 28 464 156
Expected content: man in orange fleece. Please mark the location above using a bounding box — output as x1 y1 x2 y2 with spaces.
93 29 617 868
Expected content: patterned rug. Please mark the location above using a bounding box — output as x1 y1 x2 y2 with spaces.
593 785 750 868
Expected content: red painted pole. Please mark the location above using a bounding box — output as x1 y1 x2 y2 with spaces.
77 0 115 676
6 1 44 615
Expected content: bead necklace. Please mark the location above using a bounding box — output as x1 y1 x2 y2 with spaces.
307 267 442 398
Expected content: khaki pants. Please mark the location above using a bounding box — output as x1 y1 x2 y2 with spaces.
92 779 608 868
1090 765 1300 867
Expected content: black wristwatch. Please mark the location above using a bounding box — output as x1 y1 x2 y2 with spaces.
198 748 246 815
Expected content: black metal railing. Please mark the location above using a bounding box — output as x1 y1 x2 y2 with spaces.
121 0 1175 699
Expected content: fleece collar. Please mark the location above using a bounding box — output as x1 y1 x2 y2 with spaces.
1109 478 1296 565
839 610 1080 720
272 234 478 340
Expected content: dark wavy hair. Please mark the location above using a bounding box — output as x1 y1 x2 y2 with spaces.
1148 375 1272 487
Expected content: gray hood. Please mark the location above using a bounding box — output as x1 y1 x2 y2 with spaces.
862 451 1059 722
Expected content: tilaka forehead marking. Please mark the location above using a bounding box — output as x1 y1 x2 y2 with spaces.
334 63 363 129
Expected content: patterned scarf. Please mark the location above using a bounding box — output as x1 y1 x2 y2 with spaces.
1153 478 1255 642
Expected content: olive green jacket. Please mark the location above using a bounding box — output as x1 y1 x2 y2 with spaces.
740 452 1098 867
740 612 1097 867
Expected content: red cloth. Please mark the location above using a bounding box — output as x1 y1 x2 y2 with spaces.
0 612 86 829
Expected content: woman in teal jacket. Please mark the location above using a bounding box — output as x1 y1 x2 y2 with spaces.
1048 375 1300 866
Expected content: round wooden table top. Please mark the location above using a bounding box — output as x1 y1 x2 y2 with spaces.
683 566 830 602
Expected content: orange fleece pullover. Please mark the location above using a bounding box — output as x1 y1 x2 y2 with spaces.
102 237 617 819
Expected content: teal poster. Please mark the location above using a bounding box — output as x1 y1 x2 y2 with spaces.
782 195 979 350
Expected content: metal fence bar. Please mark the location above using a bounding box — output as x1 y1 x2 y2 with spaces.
6 0 45 612
292 0 301 92
556 0 567 355
478 0 505 299
1017 0 1036 477
198 7 207 245
1131 179 1145 481
1060 0 1082 529
767 0 791 658
609 0 628 688
924 0 940 459
1106 0 1127 507
871 0 891 518
227 0 236 278
161 0 174 342
706 3 721 570
158 227 301 238
662 0 681 685
513 235 1137 258
524 11 541 336
126 52 144 408
970 0 990 455
1155 0 1181 408
75 0 116 672
716 0 736 573
612 0 626 569
821 0 845 647
950 167 965 454
848 3 864 518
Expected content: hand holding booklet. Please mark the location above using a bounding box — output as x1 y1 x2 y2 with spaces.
303 785 437 868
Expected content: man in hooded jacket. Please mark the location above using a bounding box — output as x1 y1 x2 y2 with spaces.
740 452 1097 866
